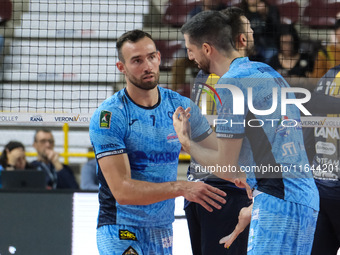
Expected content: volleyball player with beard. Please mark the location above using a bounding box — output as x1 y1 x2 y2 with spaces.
89 30 227 255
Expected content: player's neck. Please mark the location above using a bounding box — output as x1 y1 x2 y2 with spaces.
211 51 242 77
126 84 159 107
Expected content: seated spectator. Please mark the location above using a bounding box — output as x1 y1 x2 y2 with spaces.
0 141 32 171
268 24 314 89
31 129 79 190
239 0 281 63
310 19 340 79
80 158 99 191
0 141 34 188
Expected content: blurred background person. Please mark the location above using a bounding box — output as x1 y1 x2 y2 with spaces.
268 24 314 89
0 141 33 188
80 158 98 191
310 19 340 79
31 129 79 190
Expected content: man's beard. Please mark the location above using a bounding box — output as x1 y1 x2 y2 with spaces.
197 57 210 75
127 71 160 90
246 44 256 58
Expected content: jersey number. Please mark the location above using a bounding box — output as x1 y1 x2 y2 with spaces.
150 115 155 126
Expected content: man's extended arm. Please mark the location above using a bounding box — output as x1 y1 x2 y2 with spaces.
99 153 226 212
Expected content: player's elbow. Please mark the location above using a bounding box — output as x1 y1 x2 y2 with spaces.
115 195 131 205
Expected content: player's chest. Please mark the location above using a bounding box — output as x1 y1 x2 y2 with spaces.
124 108 179 146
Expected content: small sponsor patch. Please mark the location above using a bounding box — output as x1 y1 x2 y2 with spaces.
122 246 139 255
100 110 112 128
119 230 137 241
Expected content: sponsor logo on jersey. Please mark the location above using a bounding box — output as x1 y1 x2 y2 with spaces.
119 230 137 241
100 143 119 150
122 246 139 255
100 110 111 128
282 142 298 157
148 152 179 163
129 119 138 126
315 141 336 155
166 133 178 143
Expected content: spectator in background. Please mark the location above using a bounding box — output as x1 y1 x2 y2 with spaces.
239 0 281 63
31 129 79 189
268 24 314 89
80 158 99 191
268 24 313 78
0 141 34 188
310 19 340 79
0 141 27 171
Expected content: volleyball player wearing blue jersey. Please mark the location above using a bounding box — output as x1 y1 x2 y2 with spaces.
89 30 227 255
174 11 320 254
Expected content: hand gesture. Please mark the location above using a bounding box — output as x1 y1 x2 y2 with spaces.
219 204 253 248
183 181 226 212
45 149 63 171
173 106 191 152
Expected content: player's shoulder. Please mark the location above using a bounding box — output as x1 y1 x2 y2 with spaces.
90 89 127 127
159 86 190 105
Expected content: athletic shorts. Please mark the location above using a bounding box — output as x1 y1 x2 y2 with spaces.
97 224 173 255
248 192 318 255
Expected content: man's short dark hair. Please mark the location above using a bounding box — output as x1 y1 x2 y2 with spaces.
34 129 53 142
220 7 245 47
116 29 154 62
180 10 233 54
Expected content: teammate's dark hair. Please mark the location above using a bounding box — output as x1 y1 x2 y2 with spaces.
116 29 154 62
220 7 245 47
180 10 234 54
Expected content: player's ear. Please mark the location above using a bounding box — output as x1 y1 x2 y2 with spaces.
239 34 247 48
202 42 212 56
116 61 126 74
157 50 161 62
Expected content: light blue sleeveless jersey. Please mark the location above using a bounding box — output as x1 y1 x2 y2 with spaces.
89 86 211 228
